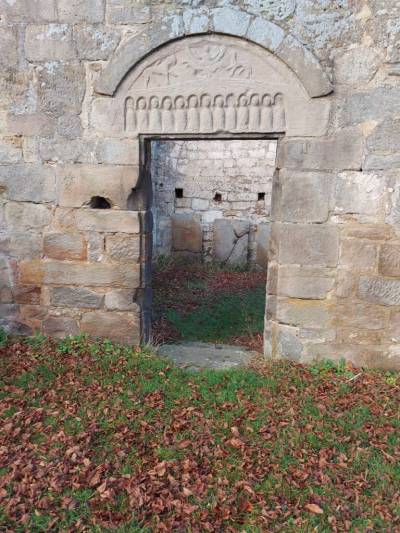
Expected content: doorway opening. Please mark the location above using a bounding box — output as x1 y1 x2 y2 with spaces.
146 137 277 352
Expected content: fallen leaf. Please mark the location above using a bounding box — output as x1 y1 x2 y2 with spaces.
305 503 324 515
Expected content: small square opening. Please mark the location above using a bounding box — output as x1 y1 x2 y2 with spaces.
175 188 183 199
214 192 222 203
258 192 265 201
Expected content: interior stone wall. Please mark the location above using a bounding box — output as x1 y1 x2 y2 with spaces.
0 0 399 368
151 139 276 267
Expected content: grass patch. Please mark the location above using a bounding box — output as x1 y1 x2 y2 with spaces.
0 335 399 531
166 287 265 342
152 257 267 349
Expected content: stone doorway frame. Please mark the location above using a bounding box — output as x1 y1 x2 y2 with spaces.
137 133 283 343
91 20 335 360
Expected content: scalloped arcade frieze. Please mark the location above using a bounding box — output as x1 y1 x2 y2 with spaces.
91 35 330 138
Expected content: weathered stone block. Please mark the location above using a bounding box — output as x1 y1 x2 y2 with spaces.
95 139 139 165
43 316 79 338
50 287 103 309
305 344 391 370
39 137 96 164
90 98 122 135
278 131 363 171
0 304 19 327
364 154 400 170
334 171 384 218
276 35 332 97
21 136 37 163
0 27 18 68
340 87 400 126
191 198 209 211
276 298 331 329
3 232 42 259
182 8 210 33
335 302 390 330
106 234 140 262
6 202 52 230
20 260 140 288
211 7 251 36
106 1 150 24
20 304 47 323
57 165 139 209
14 285 41 305
278 224 339 267
57 114 82 139
7 113 55 137
278 265 335 300
73 25 120 61
276 325 304 360
255 223 270 269
341 224 393 241
0 257 15 303
378 244 400 277
339 239 377 270
23 139 39 164
43 232 87 261
246 16 284 50
387 178 400 229
25 24 76 61
335 269 356 298
0 165 56 202
279 170 332 223
81 311 140 344
58 0 105 23
367 119 400 153
104 289 140 311
52 207 77 231
38 62 85 117
1 0 57 22
358 276 400 306
88 232 104 262
75 209 140 234
213 219 250 265
336 328 384 345
334 47 379 85
391 311 400 342
172 215 202 254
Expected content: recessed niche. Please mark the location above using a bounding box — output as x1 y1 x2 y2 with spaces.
90 196 111 209
214 192 222 203
258 192 265 201
175 188 183 199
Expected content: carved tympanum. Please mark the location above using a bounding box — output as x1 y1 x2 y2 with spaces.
120 37 289 134
93 35 329 137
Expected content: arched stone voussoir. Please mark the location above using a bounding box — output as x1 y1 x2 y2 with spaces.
94 10 333 99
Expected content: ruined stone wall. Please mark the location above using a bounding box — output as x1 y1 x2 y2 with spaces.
151 139 276 266
0 0 399 368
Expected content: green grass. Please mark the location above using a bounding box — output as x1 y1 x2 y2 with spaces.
166 286 266 342
152 258 267 344
0 335 399 531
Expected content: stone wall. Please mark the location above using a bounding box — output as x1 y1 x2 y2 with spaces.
0 0 399 368
151 139 276 266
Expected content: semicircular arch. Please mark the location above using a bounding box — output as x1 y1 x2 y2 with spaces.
95 9 332 99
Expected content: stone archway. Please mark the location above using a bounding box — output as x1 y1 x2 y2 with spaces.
90 26 333 357
95 11 332 98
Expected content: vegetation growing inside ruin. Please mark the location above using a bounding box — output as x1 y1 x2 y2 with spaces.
152 257 266 351
1 333 399 531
